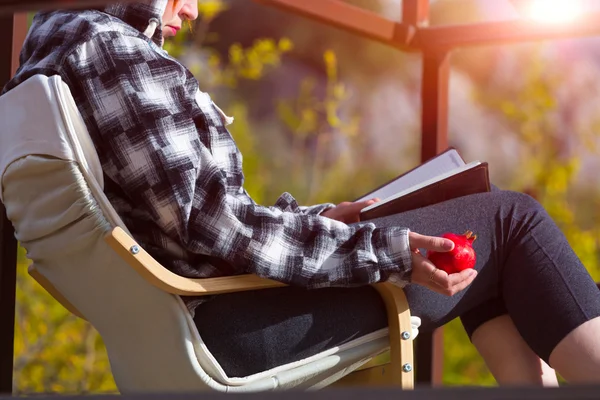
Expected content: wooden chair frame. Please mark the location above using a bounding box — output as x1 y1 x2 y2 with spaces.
27 226 415 389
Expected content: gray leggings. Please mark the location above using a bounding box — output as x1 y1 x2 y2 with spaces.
194 190 600 377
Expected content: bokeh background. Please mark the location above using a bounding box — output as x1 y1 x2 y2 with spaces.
12 0 600 393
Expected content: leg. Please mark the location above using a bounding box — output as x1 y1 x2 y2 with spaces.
471 314 558 386
462 299 558 386
549 316 600 383
194 285 388 377
373 190 600 383
196 190 600 383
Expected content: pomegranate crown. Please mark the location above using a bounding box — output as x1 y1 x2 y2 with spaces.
464 230 477 242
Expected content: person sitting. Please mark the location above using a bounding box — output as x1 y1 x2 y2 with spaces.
4 0 600 386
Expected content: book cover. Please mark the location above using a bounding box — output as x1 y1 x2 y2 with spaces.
358 149 490 221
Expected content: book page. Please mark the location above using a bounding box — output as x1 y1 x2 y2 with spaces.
361 161 482 214
357 149 465 202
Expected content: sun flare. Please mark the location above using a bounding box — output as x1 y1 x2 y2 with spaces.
525 0 583 23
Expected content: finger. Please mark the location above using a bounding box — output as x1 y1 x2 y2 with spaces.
413 280 450 296
432 268 477 296
447 268 478 288
428 266 446 288
449 270 478 294
345 199 378 214
410 252 477 296
408 253 439 285
354 199 377 207
409 232 454 252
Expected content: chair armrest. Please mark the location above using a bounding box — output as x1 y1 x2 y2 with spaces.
104 227 286 296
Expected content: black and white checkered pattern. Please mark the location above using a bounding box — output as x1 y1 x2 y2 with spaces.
4 1 412 312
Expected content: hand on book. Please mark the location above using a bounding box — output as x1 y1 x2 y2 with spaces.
321 198 380 224
408 232 478 296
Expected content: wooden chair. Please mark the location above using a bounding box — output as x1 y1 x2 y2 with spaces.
0 74 418 393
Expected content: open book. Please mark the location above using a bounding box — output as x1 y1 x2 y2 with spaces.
358 148 490 221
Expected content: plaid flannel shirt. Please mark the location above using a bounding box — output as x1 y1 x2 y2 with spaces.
4 1 413 313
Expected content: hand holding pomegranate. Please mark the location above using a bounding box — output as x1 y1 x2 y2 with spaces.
408 231 478 296
427 231 477 274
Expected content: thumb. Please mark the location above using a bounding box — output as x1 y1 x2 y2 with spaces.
409 232 454 252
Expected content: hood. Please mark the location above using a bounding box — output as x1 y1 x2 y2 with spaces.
102 0 168 46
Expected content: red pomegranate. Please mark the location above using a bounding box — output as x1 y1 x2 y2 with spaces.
427 231 477 274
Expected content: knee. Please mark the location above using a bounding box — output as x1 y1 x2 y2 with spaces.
495 190 547 220
500 190 541 208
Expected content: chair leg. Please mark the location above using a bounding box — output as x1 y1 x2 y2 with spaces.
373 283 414 389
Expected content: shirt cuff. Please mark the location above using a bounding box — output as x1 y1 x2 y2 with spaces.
378 227 413 286
388 273 409 288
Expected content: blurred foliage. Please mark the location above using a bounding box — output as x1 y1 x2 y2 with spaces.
475 47 600 281
204 37 294 87
12 0 600 394
272 50 364 203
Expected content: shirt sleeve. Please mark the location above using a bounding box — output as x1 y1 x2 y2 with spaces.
272 192 335 216
64 32 413 288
